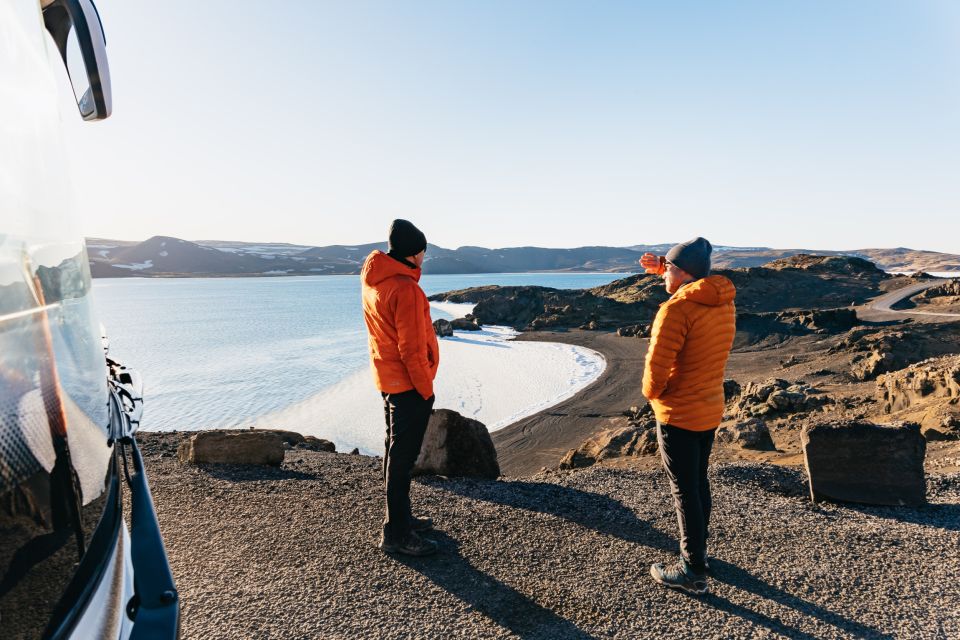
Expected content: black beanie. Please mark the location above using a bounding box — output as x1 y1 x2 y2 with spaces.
387 219 427 258
666 237 712 279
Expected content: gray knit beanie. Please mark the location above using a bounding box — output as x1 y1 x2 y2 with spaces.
666 237 712 279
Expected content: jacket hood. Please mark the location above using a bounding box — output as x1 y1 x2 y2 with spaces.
674 274 736 307
361 250 422 286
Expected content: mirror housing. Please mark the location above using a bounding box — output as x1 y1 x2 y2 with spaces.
43 0 112 121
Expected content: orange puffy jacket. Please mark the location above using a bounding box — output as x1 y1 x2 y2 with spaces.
361 250 440 400
642 275 736 431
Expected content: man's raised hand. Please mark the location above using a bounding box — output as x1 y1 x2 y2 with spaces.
640 253 666 276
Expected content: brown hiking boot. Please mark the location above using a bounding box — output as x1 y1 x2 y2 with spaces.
379 531 438 557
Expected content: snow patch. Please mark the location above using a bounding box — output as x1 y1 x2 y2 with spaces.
113 260 154 271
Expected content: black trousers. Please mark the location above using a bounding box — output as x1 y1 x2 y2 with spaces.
381 390 434 541
657 422 716 574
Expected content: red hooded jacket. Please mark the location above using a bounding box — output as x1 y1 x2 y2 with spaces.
361 250 439 400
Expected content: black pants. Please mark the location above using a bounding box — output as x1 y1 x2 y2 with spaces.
382 390 434 541
657 422 716 574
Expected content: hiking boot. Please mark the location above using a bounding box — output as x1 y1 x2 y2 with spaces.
650 560 708 595
411 516 434 532
379 531 438 557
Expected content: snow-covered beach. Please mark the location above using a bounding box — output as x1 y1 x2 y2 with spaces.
248 302 606 453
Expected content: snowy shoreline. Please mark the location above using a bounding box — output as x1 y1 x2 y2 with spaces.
248 302 606 454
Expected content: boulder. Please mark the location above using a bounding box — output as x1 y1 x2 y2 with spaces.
450 317 482 331
559 424 658 469
800 421 926 506
177 430 285 466
433 319 454 337
715 418 775 450
414 409 500 479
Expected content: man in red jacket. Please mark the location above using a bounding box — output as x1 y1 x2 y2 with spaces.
640 237 736 595
361 219 440 557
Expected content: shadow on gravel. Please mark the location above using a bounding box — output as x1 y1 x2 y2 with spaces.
843 503 960 533
427 479 676 552
393 531 597 640
197 464 320 482
708 559 894 640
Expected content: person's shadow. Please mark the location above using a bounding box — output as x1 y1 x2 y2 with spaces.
427 476 676 552
418 475 895 639
392 530 597 639
705 559 894 640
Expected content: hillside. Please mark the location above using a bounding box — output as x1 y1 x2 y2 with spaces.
86 237 960 278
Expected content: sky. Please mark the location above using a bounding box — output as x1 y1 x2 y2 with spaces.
57 0 960 252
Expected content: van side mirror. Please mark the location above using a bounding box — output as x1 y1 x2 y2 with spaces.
43 0 112 121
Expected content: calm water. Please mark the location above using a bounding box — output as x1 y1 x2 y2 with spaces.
91 272 631 431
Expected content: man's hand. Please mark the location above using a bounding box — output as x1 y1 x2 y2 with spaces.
640 253 666 276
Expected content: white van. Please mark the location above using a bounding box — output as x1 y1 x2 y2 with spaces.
0 1 178 638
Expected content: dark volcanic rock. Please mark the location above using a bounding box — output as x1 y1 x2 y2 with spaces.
178 430 285 466
429 281 663 331
414 409 500 479
430 256 891 331
723 379 742 403
433 319 454 337
616 323 650 338
801 421 926 506
266 430 336 452
450 317 481 331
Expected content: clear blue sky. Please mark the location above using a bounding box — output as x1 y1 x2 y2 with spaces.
60 0 960 252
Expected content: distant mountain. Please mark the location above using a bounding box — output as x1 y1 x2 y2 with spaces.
85 236 960 278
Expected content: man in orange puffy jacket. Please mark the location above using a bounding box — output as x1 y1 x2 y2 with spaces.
361 219 440 557
639 237 736 595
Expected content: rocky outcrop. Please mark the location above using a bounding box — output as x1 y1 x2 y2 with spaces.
801 421 926 506
716 418 775 450
829 324 960 381
830 328 918 381
433 319 454 337
429 283 664 331
178 430 285 465
429 255 892 331
876 355 960 440
733 379 829 419
915 279 960 300
559 423 658 469
877 355 960 412
414 409 500 479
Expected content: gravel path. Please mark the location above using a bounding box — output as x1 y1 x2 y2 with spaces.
138 434 960 640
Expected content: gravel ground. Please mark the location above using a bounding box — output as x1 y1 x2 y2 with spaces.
139 434 960 640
